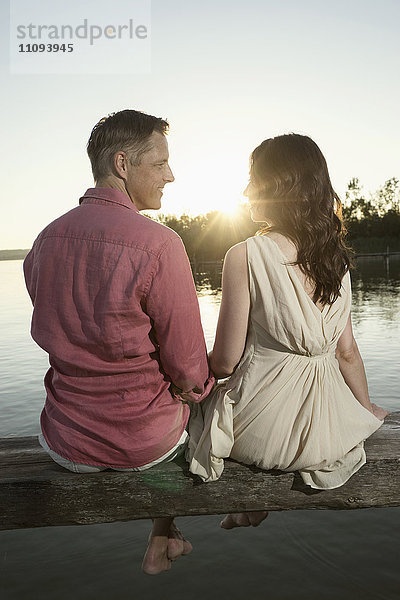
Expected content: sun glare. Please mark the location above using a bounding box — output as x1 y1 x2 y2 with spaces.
218 201 242 217
164 148 249 218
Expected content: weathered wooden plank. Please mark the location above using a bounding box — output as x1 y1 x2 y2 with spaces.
0 412 399 531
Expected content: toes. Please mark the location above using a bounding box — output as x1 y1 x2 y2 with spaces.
220 514 237 529
220 513 250 529
220 515 234 529
247 511 269 527
235 513 251 527
167 537 184 560
182 539 193 555
167 523 192 559
221 512 268 529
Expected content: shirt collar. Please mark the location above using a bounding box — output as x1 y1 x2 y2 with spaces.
79 187 139 213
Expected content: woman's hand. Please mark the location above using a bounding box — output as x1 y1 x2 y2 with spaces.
170 382 209 404
371 403 390 421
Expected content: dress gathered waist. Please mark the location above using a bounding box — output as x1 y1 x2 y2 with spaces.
253 342 335 361
288 351 335 361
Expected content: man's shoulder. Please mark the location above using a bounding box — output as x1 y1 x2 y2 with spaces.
33 206 80 240
32 204 183 258
137 215 183 251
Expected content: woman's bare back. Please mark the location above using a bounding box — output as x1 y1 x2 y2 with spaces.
267 231 325 313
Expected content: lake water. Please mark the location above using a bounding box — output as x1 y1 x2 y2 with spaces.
0 258 399 600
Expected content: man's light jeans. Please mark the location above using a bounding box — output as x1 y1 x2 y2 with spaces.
38 430 188 473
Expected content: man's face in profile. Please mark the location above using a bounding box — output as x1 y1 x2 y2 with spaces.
126 131 175 211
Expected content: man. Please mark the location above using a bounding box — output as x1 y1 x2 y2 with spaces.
23 109 214 574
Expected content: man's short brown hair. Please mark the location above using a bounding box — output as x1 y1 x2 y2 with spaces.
87 109 169 182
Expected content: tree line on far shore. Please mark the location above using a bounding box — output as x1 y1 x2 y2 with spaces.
342 177 400 252
156 177 400 263
1 177 399 262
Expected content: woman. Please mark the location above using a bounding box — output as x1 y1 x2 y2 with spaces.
187 134 388 527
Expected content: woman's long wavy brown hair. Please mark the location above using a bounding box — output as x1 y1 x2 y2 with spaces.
249 134 352 306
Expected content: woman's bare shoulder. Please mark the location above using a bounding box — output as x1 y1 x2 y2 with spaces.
225 241 247 264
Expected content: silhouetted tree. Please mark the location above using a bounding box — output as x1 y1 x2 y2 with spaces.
375 177 400 215
154 177 400 261
157 206 258 262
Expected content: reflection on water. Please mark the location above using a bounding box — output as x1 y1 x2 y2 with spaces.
347 258 400 410
352 256 400 321
0 510 398 600
194 263 222 293
0 258 399 600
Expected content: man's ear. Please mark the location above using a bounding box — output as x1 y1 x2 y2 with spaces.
114 151 129 180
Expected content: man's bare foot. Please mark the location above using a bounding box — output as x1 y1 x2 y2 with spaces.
220 511 269 529
142 518 173 575
167 522 193 560
142 518 193 574
142 534 172 575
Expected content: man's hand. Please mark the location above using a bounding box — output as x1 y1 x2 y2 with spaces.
170 383 203 404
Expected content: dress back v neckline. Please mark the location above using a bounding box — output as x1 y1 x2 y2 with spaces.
263 234 327 316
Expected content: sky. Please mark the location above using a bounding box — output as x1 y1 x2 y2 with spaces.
1 0 400 249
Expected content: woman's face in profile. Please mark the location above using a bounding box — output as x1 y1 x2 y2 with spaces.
244 179 268 223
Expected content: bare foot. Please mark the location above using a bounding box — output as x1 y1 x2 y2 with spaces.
142 534 171 575
371 403 389 421
142 518 193 574
220 511 269 529
167 522 193 560
142 518 173 575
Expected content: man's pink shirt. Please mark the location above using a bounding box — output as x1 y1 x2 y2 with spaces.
24 188 214 468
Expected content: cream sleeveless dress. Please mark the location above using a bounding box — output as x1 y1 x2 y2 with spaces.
187 234 383 489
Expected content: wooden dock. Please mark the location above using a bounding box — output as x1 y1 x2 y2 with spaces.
354 251 400 259
1 412 399 531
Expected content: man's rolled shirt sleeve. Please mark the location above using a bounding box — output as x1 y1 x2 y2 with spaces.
23 247 36 304
145 235 214 402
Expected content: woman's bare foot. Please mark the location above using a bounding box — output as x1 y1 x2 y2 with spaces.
167 522 193 560
220 511 269 529
371 403 389 421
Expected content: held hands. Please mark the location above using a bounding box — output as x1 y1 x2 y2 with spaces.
371 403 390 421
170 383 203 404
